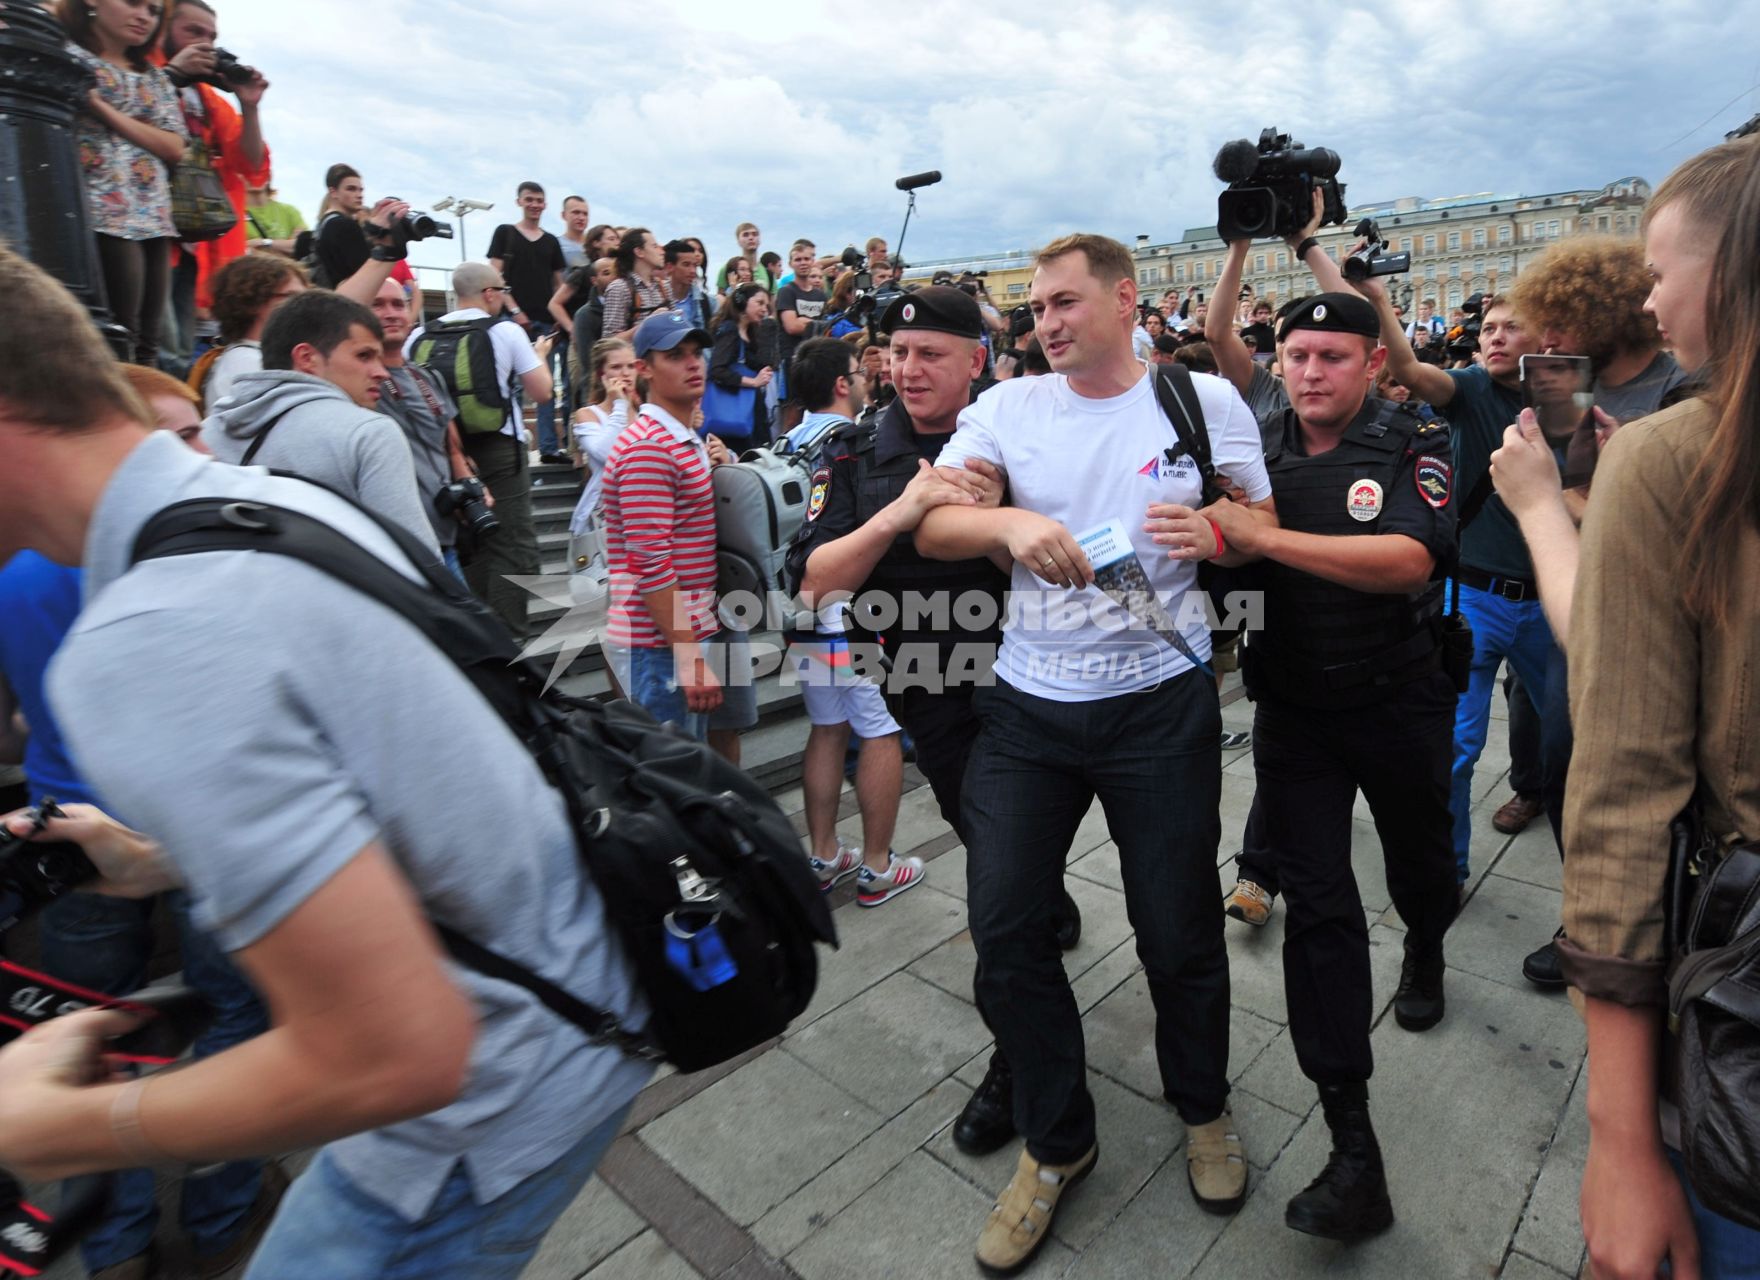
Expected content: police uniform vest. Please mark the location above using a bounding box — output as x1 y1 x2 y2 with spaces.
1244 398 1444 709
843 402 1007 653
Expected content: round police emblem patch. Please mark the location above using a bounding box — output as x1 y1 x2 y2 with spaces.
1414 455 1451 509
806 467 831 521
901 302 917 323
1313 303 1328 322
1347 478 1383 522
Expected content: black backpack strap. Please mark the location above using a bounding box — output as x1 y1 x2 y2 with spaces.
129 497 659 1058
238 407 296 467
1153 364 1226 507
432 925 661 1061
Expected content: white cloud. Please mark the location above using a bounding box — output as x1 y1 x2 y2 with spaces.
216 0 1757 269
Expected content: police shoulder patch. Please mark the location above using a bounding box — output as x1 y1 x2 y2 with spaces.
807 466 831 521
1414 455 1451 509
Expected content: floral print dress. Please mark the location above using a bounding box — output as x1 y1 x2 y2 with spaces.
66 43 184 241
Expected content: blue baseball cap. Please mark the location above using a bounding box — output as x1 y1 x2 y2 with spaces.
633 309 712 357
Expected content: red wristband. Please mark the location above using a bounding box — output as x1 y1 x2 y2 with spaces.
1206 518 1226 559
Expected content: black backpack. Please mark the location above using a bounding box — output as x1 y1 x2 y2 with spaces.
130 497 837 1073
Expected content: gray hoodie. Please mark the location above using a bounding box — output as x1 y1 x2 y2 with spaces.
201 370 441 558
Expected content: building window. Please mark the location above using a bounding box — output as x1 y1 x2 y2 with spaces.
1007 282 1026 296
1276 251 1288 268
1194 262 1205 281
1176 263 1186 282
1447 284 1463 309
1472 228 1487 248
1424 234 1437 253
1254 253 1266 272
1446 231 1461 250
1549 219 1561 236
1423 264 1436 280
1497 225 1512 245
1499 254 1513 273
1213 259 1223 278
1474 258 1485 275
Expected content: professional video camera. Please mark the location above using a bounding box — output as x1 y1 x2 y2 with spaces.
433 476 498 537
1342 218 1412 282
200 47 258 91
838 246 873 293
1447 291 1486 359
1212 127 1347 242
0 800 97 932
956 270 988 298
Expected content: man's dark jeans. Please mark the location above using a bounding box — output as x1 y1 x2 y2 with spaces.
462 432 540 641
39 890 270 1270
963 670 1230 1163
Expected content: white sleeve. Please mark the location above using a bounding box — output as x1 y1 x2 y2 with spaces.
503 325 544 376
1197 374 1273 503
579 402 628 468
935 388 1007 475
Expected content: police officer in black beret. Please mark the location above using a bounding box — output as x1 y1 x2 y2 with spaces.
783 285 1081 1157
1190 292 1460 1242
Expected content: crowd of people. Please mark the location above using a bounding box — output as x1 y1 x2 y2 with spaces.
0 2 1756 1276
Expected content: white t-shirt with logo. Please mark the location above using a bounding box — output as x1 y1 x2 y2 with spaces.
936 366 1271 702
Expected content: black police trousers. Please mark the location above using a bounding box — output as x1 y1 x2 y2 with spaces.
1251 670 1458 1087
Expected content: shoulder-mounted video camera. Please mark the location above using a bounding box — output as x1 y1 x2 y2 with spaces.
1212 127 1348 242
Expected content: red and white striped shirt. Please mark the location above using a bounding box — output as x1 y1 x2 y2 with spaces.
601 405 721 648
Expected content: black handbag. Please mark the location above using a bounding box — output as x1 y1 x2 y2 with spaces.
1665 805 1760 1230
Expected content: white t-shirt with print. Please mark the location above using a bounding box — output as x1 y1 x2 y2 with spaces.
936 366 1271 702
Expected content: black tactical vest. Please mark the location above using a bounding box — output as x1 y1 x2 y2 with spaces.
842 405 1007 652
1245 399 1444 707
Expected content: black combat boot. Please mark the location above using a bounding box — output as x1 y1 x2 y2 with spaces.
1393 934 1446 1031
1284 1083 1394 1240
953 1055 1016 1156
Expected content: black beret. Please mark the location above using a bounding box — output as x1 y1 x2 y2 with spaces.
881 285 985 340
1276 291 1379 343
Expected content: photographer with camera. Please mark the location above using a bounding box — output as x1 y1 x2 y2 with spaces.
0 245 652 1279
153 0 272 369
369 278 493 582
311 164 436 299
406 262 554 641
201 290 442 558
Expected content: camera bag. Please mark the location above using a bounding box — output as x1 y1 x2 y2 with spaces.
131 496 837 1073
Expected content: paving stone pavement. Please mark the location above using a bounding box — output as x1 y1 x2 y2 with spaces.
35 680 1584 1280
518 678 1591 1280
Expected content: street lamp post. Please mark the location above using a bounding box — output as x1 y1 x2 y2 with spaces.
432 196 494 262
0 2 130 355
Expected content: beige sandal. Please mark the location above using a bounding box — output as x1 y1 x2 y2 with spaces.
974 1143 1099 1275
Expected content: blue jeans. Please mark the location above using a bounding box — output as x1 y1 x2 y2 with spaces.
39 891 269 1270
626 645 708 741
1449 581 1557 880
244 1102 633 1279
534 340 561 456
1666 1148 1760 1277
964 671 1229 1161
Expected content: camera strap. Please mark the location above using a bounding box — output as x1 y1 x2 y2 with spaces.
0 960 203 1065
238 407 298 467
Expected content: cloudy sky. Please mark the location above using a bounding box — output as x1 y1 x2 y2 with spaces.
219 0 1755 271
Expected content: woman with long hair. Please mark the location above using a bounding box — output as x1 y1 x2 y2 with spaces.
568 338 640 693
57 0 186 366
1553 133 1760 1279
706 285 775 443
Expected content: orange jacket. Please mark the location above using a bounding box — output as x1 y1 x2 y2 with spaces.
151 56 272 310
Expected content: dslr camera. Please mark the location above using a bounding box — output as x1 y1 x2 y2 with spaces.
200 47 258 91
1342 218 1412 281
433 477 499 537
1212 127 1348 242
386 209 454 244
0 801 98 932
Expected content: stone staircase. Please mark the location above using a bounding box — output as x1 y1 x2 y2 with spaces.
526 459 811 793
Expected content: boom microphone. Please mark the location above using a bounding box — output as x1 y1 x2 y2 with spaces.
895 170 943 191
1212 139 1261 184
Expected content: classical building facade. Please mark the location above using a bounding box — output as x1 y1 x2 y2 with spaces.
1132 176 1652 314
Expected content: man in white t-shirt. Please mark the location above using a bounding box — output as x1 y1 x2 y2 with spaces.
405 261 553 640
917 233 1276 1274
